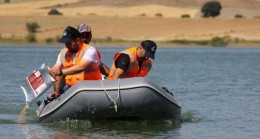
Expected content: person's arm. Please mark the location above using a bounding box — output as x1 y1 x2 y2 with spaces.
49 60 91 76
62 59 91 75
48 75 63 98
112 54 130 79
100 62 110 76
48 53 63 98
49 47 97 76
113 68 125 79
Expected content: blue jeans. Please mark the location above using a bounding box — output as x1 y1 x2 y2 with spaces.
59 84 70 96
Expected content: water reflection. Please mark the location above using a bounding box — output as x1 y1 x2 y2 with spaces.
15 105 200 139
180 111 200 123
43 119 181 138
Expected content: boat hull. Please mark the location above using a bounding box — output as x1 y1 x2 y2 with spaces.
37 77 181 122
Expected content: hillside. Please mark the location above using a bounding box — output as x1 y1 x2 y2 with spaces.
0 0 260 46
6 0 260 8
2 0 260 18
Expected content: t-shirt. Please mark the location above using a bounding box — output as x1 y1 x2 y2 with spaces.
115 53 130 72
56 46 100 65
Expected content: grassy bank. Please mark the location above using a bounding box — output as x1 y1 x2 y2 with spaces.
1 35 260 47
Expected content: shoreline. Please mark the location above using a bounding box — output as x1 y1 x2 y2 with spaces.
1 16 260 46
1 38 260 47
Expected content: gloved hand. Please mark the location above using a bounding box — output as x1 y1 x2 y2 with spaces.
43 93 57 105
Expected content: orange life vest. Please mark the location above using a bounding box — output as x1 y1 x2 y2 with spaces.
60 43 102 86
108 47 152 80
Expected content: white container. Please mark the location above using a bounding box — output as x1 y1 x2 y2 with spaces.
20 63 56 107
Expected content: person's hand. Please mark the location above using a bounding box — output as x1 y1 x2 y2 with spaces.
44 91 58 104
49 68 62 76
48 91 59 100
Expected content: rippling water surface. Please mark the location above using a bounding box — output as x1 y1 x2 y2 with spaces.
0 45 260 139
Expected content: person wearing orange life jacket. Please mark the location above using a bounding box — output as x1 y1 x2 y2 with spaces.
77 23 110 77
48 26 102 99
108 40 157 80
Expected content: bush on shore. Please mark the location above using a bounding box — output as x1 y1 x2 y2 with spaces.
48 9 62 16
210 36 229 47
26 33 37 42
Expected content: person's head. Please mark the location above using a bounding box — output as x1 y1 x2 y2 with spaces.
77 23 92 44
59 26 82 53
137 40 157 61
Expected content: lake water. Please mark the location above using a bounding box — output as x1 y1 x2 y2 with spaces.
0 45 260 139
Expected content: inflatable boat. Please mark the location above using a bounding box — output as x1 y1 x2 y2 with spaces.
36 77 181 122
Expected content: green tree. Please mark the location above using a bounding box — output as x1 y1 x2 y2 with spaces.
26 22 40 33
201 1 222 18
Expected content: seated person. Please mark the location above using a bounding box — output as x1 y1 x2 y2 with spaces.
48 26 102 99
108 40 157 80
77 23 110 77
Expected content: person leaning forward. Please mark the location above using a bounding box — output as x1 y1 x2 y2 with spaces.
77 23 110 77
48 26 102 99
108 40 157 80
